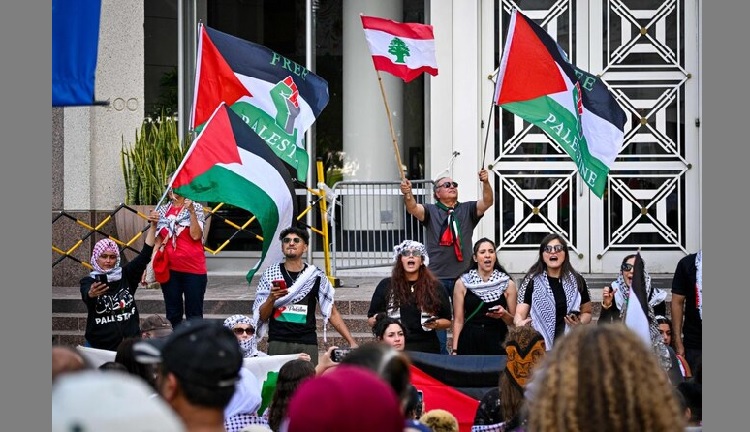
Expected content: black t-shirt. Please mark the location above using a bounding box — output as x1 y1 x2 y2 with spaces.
367 277 452 352
268 267 320 345
671 253 702 349
521 275 591 342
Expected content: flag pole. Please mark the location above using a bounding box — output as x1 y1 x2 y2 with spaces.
375 70 407 182
481 97 495 169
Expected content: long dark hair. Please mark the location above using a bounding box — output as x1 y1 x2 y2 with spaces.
267 359 316 431
463 237 512 278
523 233 585 287
389 258 443 315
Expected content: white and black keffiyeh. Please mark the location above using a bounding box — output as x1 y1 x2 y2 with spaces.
223 314 260 358
520 272 581 351
392 240 430 266
696 250 702 320
611 270 667 310
618 283 672 370
156 202 205 248
252 263 335 342
460 269 511 303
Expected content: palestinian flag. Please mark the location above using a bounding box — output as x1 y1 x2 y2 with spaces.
494 9 626 198
360 14 438 82
408 351 507 432
172 103 296 282
191 23 330 181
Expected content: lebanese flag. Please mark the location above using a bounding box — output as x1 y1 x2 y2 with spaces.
172 103 296 282
190 24 330 181
360 15 438 82
494 9 626 198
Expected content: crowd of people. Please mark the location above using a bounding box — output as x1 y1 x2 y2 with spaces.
58 173 702 431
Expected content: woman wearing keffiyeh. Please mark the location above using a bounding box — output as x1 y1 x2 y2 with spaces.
599 253 668 324
154 188 208 329
79 211 159 350
514 233 593 351
452 238 517 355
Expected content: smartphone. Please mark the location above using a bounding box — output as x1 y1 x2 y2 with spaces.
271 280 288 291
488 305 502 312
422 316 438 325
331 348 354 363
94 274 108 286
568 310 581 319
415 390 424 418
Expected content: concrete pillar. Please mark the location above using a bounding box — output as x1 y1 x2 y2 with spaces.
342 0 403 232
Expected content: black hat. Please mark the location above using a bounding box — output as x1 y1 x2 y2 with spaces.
134 318 242 388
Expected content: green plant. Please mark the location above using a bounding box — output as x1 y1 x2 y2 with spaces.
121 113 190 205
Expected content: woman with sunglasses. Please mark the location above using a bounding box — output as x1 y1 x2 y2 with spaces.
79 211 159 350
514 233 592 350
599 253 668 324
451 238 517 355
367 240 452 354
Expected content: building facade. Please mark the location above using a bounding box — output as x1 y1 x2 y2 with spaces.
52 0 701 283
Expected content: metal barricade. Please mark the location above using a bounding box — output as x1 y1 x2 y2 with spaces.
330 179 434 273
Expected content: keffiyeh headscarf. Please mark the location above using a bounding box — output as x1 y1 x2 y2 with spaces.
223 314 259 358
89 239 123 283
611 268 667 310
392 240 430 266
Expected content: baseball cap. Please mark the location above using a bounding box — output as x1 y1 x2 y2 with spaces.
282 365 404 432
52 370 185 432
141 314 173 336
134 318 242 388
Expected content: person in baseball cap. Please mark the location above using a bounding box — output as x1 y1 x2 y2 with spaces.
140 314 173 339
134 318 243 431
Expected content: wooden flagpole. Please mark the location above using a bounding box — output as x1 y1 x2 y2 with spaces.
375 70 407 182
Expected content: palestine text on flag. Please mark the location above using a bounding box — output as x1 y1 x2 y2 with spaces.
360 14 438 83
172 102 296 282
493 9 626 198
191 23 330 181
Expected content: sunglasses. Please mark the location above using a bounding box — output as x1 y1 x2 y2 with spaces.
233 327 255 336
282 237 303 244
99 254 118 260
543 244 565 254
400 249 423 258
621 263 634 272
435 181 459 190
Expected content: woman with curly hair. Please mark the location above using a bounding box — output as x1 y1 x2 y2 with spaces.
514 233 592 350
525 324 685 432
367 240 452 354
266 359 316 431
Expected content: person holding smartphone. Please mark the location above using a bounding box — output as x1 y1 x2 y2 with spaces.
514 233 592 351
252 226 358 365
451 238 517 355
367 240 452 354
79 211 159 350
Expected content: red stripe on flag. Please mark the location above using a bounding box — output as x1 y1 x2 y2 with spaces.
361 15 435 40
495 12 567 105
371 56 438 82
174 104 243 189
410 365 479 432
191 25 253 129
